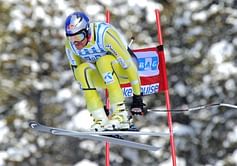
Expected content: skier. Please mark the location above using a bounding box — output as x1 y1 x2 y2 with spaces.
64 11 145 131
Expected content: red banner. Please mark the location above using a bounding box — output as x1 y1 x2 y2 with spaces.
121 47 167 97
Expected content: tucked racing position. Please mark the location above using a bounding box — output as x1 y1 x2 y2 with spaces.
64 11 145 131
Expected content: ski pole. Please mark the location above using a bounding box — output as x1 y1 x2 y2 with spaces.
147 103 237 113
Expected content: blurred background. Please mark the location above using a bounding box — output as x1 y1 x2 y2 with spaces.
0 0 237 165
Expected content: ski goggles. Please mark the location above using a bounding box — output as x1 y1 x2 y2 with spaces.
67 31 86 43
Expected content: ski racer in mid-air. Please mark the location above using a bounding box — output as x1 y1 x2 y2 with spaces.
64 11 145 131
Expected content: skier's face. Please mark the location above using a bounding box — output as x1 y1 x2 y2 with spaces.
69 33 88 49
73 38 88 50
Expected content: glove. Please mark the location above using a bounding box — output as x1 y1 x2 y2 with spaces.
130 94 147 115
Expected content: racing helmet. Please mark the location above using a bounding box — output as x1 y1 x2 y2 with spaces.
64 12 90 40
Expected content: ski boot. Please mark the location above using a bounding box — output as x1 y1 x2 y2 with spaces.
90 108 109 132
104 103 130 131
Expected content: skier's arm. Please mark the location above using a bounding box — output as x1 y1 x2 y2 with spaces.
65 40 81 81
103 27 141 96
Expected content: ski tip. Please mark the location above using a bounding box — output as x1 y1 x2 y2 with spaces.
28 121 38 128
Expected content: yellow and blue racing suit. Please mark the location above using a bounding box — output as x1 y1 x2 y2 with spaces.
65 22 141 113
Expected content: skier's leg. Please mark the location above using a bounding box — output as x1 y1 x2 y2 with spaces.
75 62 108 131
96 55 129 130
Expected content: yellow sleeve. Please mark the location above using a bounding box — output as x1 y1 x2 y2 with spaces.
103 26 141 95
65 39 81 81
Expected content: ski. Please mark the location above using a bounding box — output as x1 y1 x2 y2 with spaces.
74 131 170 137
29 121 162 151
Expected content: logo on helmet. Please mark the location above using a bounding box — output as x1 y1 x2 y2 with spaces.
67 15 83 32
68 24 75 30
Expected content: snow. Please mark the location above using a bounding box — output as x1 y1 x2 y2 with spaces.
192 11 208 22
187 1 201 11
71 109 93 130
138 126 169 144
226 13 237 27
72 95 85 107
226 125 237 144
208 40 234 64
8 19 23 33
215 62 237 79
7 147 24 162
14 100 34 119
174 11 191 28
146 1 163 23
38 0 50 4
74 159 98 166
188 26 203 36
0 120 9 143
33 6 47 20
230 150 237 163
5 143 36 162
159 156 186 166
37 137 46 147
1 79 14 89
203 75 212 84
8 8 24 32
123 149 139 163
209 4 219 15
110 152 124 163
32 80 44 90
52 16 64 28
79 140 96 152
85 4 103 16
97 0 112 6
205 39 237 80
30 61 40 72
0 151 8 166
225 79 236 91
173 123 194 136
128 0 148 8
213 40 234 64
54 0 70 11
0 53 15 61
174 82 187 97
58 71 74 85
127 0 163 23
56 88 73 102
